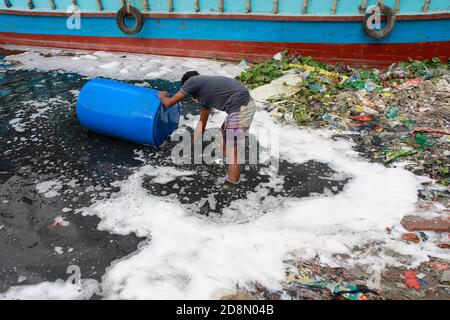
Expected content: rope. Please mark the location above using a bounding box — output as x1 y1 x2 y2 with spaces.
97 0 103 11
302 0 308 14
194 0 199 12
394 0 400 14
423 0 431 13
331 0 338 14
359 0 368 14
273 0 278 14
143 0 149 11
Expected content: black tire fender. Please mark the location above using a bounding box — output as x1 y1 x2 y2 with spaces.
116 5 144 35
363 5 396 39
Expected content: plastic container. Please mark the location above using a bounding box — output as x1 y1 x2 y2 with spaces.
76 78 180 146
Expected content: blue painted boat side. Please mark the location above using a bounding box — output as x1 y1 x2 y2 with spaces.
1 13 449 44
1 0 449 15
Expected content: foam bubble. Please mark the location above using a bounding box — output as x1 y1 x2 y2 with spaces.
1 280 99 300
72 110 439 300
36 180 63 198
4 46 244 81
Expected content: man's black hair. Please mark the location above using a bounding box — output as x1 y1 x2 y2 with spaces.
181 71 200 85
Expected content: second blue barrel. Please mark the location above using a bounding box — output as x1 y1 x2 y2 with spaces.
76 78 180 147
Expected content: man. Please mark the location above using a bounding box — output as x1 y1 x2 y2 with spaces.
157 71 256 184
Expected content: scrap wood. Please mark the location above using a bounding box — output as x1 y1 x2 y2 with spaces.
411 128 450 136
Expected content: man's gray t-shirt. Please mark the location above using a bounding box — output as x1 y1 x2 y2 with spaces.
180 75 250 114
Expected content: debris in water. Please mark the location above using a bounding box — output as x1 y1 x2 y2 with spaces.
404 270 421 290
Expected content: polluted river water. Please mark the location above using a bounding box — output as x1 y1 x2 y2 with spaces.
0 46 446 300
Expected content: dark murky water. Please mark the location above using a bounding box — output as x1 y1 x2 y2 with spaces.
0 54 348 295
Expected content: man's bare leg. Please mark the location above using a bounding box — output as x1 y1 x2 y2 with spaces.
227 141 240 184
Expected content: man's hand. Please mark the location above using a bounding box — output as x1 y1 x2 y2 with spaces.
157 91 186 108
157 91 169 99
193 107 211 143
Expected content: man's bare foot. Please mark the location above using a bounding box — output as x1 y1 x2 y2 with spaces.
225 177 240 185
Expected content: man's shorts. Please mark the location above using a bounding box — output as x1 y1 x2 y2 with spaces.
221 99 257 143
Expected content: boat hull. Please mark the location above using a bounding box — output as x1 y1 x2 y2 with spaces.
1 9 449 66
1 31 449 66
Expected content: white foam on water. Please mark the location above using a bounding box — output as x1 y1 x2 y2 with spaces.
8 118 26 133
148 167 196 185
69 90 80 97
54 246 64 255
68 110 449 300
36 180 63 198
4 102 449 300
7 98 70 135
3 45 244 81
1 280 99 300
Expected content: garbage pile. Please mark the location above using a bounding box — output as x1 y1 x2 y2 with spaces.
224 258 450 300
236 54 450 300
238 54 450 207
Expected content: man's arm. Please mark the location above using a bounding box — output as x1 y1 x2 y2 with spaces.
157 91 186 108
193 107 211 143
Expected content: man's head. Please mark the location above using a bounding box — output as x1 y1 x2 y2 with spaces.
181 71 200 86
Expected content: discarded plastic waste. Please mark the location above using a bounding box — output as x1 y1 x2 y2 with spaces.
51 217 69 228
273 51 283 61
238 59 250 69
394 68 407 78
411 128 450 136
77 78 180 147
364 82 377 92
384 107 399 119
404 270 421 290
309 83 327 93
333 285 369 301
419 231 429 242
353 115 373 122
396 78 424 90
429 262 449 271
387 149 417 163
321 114 348 129
441 270 450 283
356 105 379 116
414 132 433 151
402 233 420 243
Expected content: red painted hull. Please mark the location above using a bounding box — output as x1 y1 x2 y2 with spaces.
1 32 449 67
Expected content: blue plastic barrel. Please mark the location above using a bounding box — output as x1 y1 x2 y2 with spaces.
76 78 180 147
